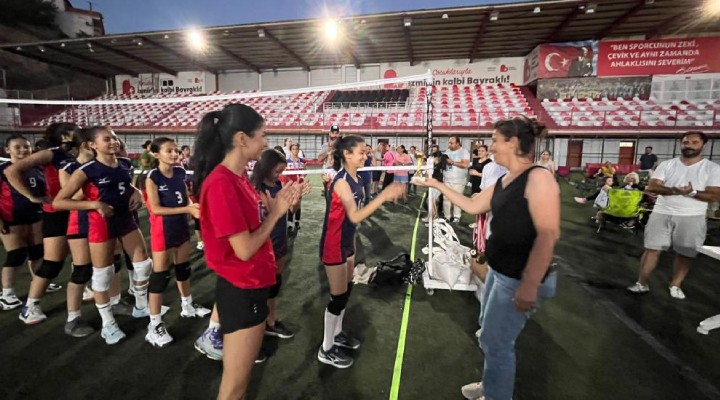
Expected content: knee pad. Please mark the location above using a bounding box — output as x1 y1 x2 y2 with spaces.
91 265 114 292
27 244 43 262
4 248 28 268
113 254 122 273
132 258 152 281
327 291 349 316
148 270 170 294
35 259 65 279
174 262 191 282
70 263 93 285
269 274 282 299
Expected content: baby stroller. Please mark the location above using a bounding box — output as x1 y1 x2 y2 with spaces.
596 189 647 234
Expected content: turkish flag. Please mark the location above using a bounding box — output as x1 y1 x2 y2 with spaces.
538 44 593 78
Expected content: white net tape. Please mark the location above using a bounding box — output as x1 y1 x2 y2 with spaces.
0 73 433 106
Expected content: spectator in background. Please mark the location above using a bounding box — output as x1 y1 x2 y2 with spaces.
282 138 293 157
422 144 445 224
380 141 396 191
393 145 413 205
536 150 556 176
639 146 658 171
359 144 373 206
318 126 342 197
371 143 383 197
408 146 418 196
443 135 470 224
140 140 156 170
470 144 491 196
627 131 720 300
179 145 192 169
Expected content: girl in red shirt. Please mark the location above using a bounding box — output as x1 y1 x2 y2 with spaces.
191 104 300 400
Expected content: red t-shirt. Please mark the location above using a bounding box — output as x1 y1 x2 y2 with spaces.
200 165 276 289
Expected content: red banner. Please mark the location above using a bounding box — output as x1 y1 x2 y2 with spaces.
597 37 720 76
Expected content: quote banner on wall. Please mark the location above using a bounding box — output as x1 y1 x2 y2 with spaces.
597 37 720 76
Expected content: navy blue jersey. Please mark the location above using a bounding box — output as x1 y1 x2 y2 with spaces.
0 161 45 224
79 157 134 213
319 169 363 264
260 180 288 257
147 167 188 208
44 147 75 212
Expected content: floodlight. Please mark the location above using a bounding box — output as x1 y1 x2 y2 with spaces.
403 17 412 27
324 19 338 40
442 13 449 19
186 28 206 51
490 11 499 21
258 28 266 38
533 7 541 14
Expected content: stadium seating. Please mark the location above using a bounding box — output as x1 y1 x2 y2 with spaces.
542 97 720 128
26 84 531 130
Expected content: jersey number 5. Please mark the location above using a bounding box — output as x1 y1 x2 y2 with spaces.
118 182 126 195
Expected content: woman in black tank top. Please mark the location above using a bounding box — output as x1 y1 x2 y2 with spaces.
412 116 560 400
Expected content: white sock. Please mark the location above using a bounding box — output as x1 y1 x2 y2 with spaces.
181 295 192 305
25 297 39 307
322 309 341 352
334 310 345 337
110 294 121 306
150 314 162 327
2 288 14 297
96 303 115 326
127 270 134 290
133 284 148 309
209 319 220 330
67 310 81 323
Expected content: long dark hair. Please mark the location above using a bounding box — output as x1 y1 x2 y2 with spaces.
493 116 546 157
332 135 365 171
251 149 287 192
150 137 175 153
45 122 79 149
192 104 264 197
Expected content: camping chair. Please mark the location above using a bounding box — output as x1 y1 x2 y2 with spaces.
596 189 646 234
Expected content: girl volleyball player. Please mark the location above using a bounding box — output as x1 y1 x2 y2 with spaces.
318 135 404 368
0 135 44 311
285 143 306 234
5 123 94 337
53 126 151 345
144 137 209 348
191 104 300 399
251 149 312 340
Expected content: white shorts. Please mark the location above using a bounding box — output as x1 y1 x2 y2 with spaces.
644 213 706 258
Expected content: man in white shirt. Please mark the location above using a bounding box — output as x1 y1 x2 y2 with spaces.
628 131 720 299
443 135 470 223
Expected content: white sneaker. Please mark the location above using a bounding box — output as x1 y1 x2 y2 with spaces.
1 293 22 310
145 322 174 347
468 222 477 228
132 305 170 318
461 382 484 399
574 197 588 204
19 303 47 324
100 321 126 345
196 241 204 251
46 283 62 293
181 302 211 318
669 286 686 300
82 286 94 302
627 282 650 294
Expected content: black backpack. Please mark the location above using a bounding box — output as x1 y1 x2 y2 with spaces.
369 253 425 287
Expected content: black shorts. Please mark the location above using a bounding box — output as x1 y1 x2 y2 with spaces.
193 218 201 232
372 171 382 182
42 211 70 239
215 276 269 334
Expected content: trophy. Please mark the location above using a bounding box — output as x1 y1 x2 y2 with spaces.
411 151 427 183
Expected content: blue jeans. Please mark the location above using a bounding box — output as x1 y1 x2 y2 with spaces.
478 267 557 400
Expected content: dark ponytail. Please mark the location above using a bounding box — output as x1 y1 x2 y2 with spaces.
192 104 264 198
332 135 365 171
45 122 79 148
493 115 546 157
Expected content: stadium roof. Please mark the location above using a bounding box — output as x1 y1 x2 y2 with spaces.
0 0 716 79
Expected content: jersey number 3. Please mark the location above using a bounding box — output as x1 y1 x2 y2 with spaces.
175 191 183 204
